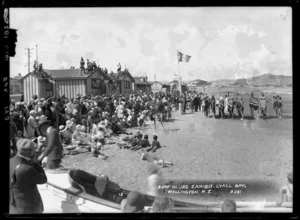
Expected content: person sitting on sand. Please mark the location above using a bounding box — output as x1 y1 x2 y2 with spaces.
59 125 73 145
120 133 143 150
221 199 237 212
120 115 131 129
140 152 173 168
72 125 89 146
277 172 293 206
121 131 140 142
69 118 77 132
91 124 106 149
146 135 165 153
132 134 150 151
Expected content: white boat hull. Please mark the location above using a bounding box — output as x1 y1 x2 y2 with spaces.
38 170 121 213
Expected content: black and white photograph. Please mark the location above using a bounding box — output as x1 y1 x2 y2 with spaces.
7 7 293 214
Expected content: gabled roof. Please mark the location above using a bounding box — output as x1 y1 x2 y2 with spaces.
150 81 171 87
108 70 135 82
44 69 90 79
169 80 187 86
19 68 111 81
45 68 111 80
19 70 52 81
133 77 151 85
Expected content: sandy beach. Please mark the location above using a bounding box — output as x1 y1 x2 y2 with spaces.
61 93 293 205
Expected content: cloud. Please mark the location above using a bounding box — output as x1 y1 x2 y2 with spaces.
117 37 127 48
10 7 292 82
138 37 155 57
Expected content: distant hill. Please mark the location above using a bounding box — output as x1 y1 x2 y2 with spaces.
210 79 236 87
233 78 249 86
186 79 211 87
234 73 292 87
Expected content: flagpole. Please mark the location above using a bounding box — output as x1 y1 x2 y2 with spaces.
177 56 182 96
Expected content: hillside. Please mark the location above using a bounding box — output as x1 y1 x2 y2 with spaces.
234 73 292 87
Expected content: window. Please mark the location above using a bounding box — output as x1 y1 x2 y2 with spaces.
91 79 101 89
124 81 131 89
45 81 53 91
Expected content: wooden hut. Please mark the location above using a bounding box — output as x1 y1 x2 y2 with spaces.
151 81 170 93
133 76 151 93
20 67 111 102
108 70 135 95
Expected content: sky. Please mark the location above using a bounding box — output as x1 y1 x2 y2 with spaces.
10 7 292 82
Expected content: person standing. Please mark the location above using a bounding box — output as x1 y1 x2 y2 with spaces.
10 139 47 214
26 110 40 139
235 96 244 120
249 92 259 119
194 94 200 112
277 96 283 118
259 92 267 119
211 95 216 118
203 94 209 118
219 95 225 119
272 96 278 117
38 126 63 170
182 93 187 113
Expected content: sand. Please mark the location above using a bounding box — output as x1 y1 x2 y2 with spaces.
61 93 293 205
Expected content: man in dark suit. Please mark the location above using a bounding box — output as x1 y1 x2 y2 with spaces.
10 139 47 214
193 94 200 112
38 126 63 169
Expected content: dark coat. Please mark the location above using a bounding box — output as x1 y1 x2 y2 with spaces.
44 128 63 161
10 156 47 214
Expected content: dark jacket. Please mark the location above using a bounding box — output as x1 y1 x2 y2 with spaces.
44 128 63 160
10 156 47 214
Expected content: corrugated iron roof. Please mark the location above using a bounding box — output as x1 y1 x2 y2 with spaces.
44 69 91 79
43 68 111 80
133 77 151 85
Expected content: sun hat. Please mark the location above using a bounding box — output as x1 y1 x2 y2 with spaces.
17 139 35 158
59 125 65 131
123 191 146 213
134 131 141 137
76 125 82 130
29 110 37 115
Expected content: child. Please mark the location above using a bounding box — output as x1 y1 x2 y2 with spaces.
277 96 283 118
277 172 293 206
36 136 46 153
146 135 165 153
140 152 173 168
70 118 77 132
91 124 106 152
120 133 142 150
133 135 150 151
72 125 84 145
59 125 73 144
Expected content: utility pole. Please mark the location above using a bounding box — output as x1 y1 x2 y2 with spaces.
36 45 38 64
25 48 33 73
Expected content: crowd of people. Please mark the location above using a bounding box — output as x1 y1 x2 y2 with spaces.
9 90 287 214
